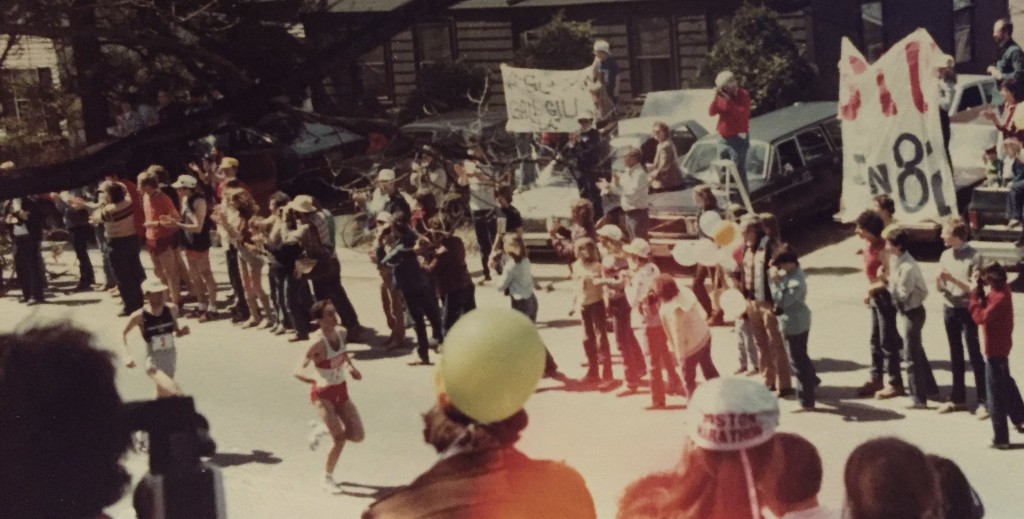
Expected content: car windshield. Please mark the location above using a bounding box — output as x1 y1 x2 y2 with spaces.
682 140 769 184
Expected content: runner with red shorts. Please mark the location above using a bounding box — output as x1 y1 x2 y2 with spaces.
294 300 365 494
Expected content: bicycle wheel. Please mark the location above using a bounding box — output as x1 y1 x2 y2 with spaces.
340 213 371 248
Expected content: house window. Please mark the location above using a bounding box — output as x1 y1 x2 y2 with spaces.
631 17 674 94
860 2 884 63
360 44 393 102
0 68 50 133
953 1 973 64
416 23 453 65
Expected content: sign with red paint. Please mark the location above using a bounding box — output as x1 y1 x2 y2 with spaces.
838 29 957 224
501 64 598 133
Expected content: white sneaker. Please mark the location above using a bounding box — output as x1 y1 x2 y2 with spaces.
323 474 343 495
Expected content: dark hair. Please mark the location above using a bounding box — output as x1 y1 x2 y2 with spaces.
268 191 291 209
760 212 781 242
770 243 800 267
944 217 969 242
885 228 911 252
694 185 718 211
392 210 411 231
982 262 1008 290
873 194 895 215
497 185 514 202
844 437 942 519
998 18 1013 36
309 299 335 321
653 273 680 301
104 181 127 203
1001 78 1020 101
856 210 885 239
0 323 131 518
415 190 438 214
927 455 984 519
768 433 822 505
137 170 160 189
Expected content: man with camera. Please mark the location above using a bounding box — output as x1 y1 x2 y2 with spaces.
708 70 752 190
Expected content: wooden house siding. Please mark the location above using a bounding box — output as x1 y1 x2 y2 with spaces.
454 20 514 106
391 30 416 105
677 15 709 87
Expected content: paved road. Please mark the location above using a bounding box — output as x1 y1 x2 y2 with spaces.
5 221 1024 518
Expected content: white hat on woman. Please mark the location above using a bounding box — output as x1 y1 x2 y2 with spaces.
289 194 317 213
593 40 611 55
596 225 624 242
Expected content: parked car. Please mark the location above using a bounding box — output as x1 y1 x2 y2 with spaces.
519 102 844 256
966 187 1023 267
610 89 716 161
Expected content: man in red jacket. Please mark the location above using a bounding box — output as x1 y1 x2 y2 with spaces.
964 262 1024 448
708 70 752 191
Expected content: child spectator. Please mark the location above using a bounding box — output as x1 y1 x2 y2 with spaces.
760 433 838 519
770 245 819 412
843 437 943 519
571 237 612 383
883 229 936 408
654 273 718 399
596 224 647 392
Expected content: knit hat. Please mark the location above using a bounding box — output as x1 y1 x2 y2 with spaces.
686 377 779 452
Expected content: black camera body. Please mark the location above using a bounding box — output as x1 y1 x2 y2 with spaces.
126 397 226 519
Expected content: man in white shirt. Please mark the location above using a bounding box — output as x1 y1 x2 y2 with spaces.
599 147 649 240
457 159 499 283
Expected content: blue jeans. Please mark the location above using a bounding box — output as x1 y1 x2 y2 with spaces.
107 236 145 313
402 287 443 362
899 306 935 405
986 357 1024 444
870 291 904 386
472 210 497 278
720 134 750 190
785 331 820 408
736 316 759 371
624 209 649 241
608 297 647 384
284 274 313 338
944 306 986 407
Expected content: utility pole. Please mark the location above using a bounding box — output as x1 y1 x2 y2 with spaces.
69 0 108 144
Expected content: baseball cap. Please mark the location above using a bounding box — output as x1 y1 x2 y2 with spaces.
377 169 396 182
715 71 736 88
141 279 169 295
219 157 239 170
593 40 611 55
171 175 198 189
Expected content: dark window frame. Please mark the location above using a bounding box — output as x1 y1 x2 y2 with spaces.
628 15 679 95
952 2 974 64
359 42 395 103
413 19 457 71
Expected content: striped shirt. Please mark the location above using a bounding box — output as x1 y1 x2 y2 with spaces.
96 199 136 238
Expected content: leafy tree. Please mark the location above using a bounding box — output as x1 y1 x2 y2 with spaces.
698 3 816 115
513 11 593 70
400 59 490 121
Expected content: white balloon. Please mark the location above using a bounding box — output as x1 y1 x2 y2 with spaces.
698 211 723 237
719 288 747 320
716 248 738 271
672 240 698 267
694 239 719 267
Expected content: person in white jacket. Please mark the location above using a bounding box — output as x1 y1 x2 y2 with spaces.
653 273 719 399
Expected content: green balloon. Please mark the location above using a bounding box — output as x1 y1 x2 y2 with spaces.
440 308 547 424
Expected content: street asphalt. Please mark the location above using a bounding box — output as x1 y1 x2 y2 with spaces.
4 217 1023 518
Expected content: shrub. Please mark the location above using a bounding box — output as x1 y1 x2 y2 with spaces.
513 11 594 71
698 4 817 115
400 60 490 121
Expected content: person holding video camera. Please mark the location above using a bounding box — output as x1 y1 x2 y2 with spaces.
709 70 752 190
122 278 191 398
294 299 366 494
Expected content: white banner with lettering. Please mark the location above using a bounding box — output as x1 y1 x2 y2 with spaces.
838 29 957 224
501 64 597 133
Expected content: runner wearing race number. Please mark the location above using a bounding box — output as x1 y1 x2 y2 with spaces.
294 300 366 494
121 278 190 398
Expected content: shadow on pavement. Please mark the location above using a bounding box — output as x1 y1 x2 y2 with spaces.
802 266 861 277
815 399 906 422
208 449 282 468
340 482 405 499
540 319 578 329
351 345 415 361
46 298 103 306
815 358 869 373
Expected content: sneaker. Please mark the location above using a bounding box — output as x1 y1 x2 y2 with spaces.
977 408 991 420
856 380 884 398
308 423 329 451
733 367 748 375
874 385 908 399
322 474 344 495
937 402 967 414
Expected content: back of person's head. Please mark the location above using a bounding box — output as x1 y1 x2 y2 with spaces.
269 191 291 210
759 213 780 241
137 170 159 189
422 402 528 454
102 181 127 203
571 198 595 226
844 437 942 519
763 433 822 509
982 262 1008 290
309 299 335 321
497 185 514 202
0 323 131 518
944 217 969 242
874 194 896 216
653 273 679 302
856 209 885 239
415 190 438 213
885 228 911 253
694 185 718 210
574 237 599 263
146 164 170 184
927 455 984 519
770 243 800 267
504 233 527 262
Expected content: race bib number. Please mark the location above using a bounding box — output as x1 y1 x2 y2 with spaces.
150 333 174 352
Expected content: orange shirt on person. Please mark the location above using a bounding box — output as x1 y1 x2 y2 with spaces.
143 190 179 241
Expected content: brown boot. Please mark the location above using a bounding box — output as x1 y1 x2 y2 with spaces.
874 384 908 400
855 379 884 398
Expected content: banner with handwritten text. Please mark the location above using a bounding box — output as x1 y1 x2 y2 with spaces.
501 64 597 133
838 29 957 224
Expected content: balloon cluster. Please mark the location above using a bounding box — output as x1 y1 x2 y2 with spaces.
671 211 747 320
437 308 546 424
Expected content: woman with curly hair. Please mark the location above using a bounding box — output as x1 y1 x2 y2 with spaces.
227 188 274 328
551 198 598 275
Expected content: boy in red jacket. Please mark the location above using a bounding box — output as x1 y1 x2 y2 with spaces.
963 262 1024 448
